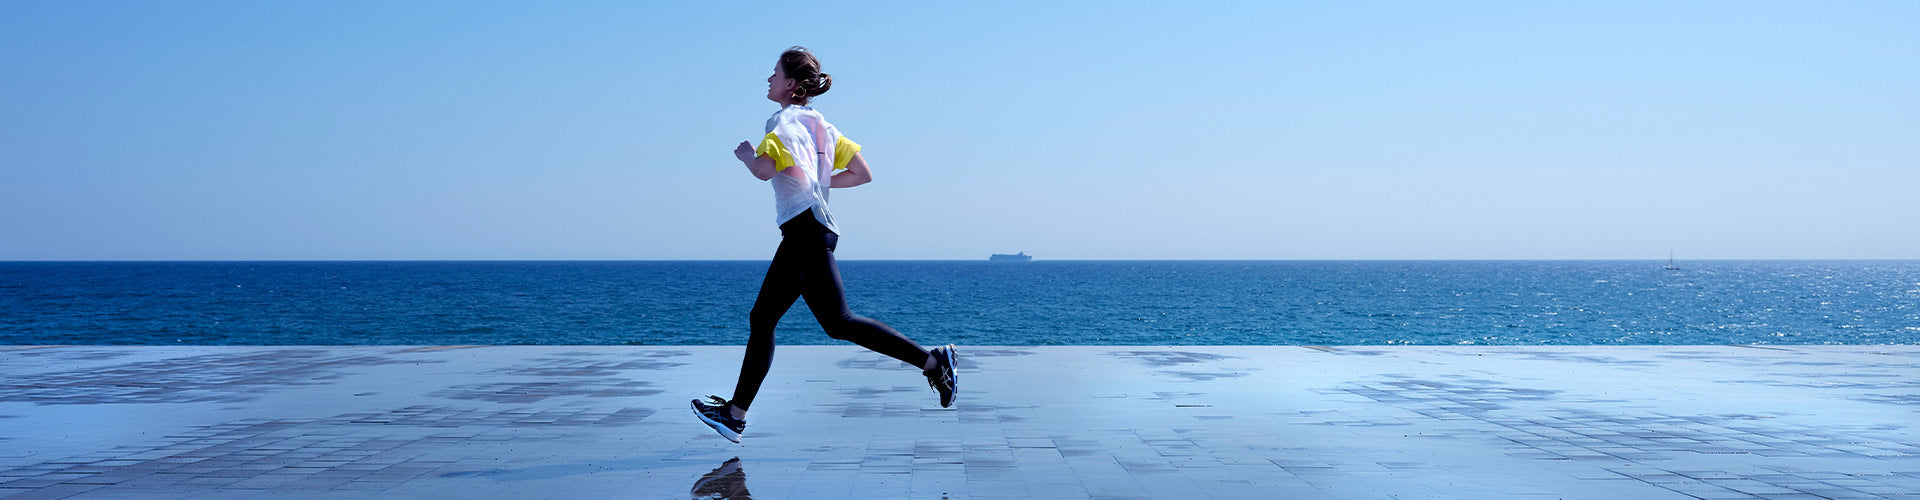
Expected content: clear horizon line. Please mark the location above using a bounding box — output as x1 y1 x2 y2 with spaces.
5 258 1918 263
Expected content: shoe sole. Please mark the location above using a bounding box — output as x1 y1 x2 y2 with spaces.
940 344 958 408
692 401 741 443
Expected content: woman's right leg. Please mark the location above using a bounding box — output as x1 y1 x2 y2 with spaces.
798 240 930 367
730 239 803 412
794 230 956 408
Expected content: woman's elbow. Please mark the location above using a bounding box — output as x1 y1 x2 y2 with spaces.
751 163 778 180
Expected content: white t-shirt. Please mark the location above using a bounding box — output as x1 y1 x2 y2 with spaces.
755 105 861 233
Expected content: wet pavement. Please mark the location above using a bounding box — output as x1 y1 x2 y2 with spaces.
1 345 1916 499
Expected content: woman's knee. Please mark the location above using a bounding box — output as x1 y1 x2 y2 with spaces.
819 322 851 341
749 307 782 330
817 311 879 340
818 314 861 341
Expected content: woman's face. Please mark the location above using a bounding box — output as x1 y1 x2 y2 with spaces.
767 64 796 104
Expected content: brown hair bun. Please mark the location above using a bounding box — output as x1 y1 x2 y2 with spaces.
779 46 831 104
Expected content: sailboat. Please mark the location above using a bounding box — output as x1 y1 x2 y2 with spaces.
1664 251 1680 271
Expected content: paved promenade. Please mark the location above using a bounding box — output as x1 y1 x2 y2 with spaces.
1 345 1916 499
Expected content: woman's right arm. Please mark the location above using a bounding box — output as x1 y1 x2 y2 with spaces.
830 153 872 188
734 141 777 181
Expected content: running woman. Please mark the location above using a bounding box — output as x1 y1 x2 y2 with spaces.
693 47 957 443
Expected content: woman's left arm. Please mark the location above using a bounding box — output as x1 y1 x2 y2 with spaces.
830 153 872 188
734 141 778 181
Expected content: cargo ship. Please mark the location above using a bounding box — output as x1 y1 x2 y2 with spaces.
989 252 1032 262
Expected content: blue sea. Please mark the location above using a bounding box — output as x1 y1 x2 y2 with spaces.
1 261 1916 346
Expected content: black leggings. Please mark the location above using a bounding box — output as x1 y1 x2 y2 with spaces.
730 210 930 410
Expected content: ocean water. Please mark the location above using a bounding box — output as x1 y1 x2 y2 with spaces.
1 261 1916 346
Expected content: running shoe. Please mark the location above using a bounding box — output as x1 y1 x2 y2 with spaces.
692 396 745 443
925 344 958 408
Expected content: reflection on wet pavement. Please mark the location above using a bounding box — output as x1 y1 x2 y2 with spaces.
690 457 750 499
0 345 1914 498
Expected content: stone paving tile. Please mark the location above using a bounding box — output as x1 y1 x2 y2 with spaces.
1 345 1917 498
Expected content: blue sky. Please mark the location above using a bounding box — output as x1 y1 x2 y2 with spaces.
3 1 1915 260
